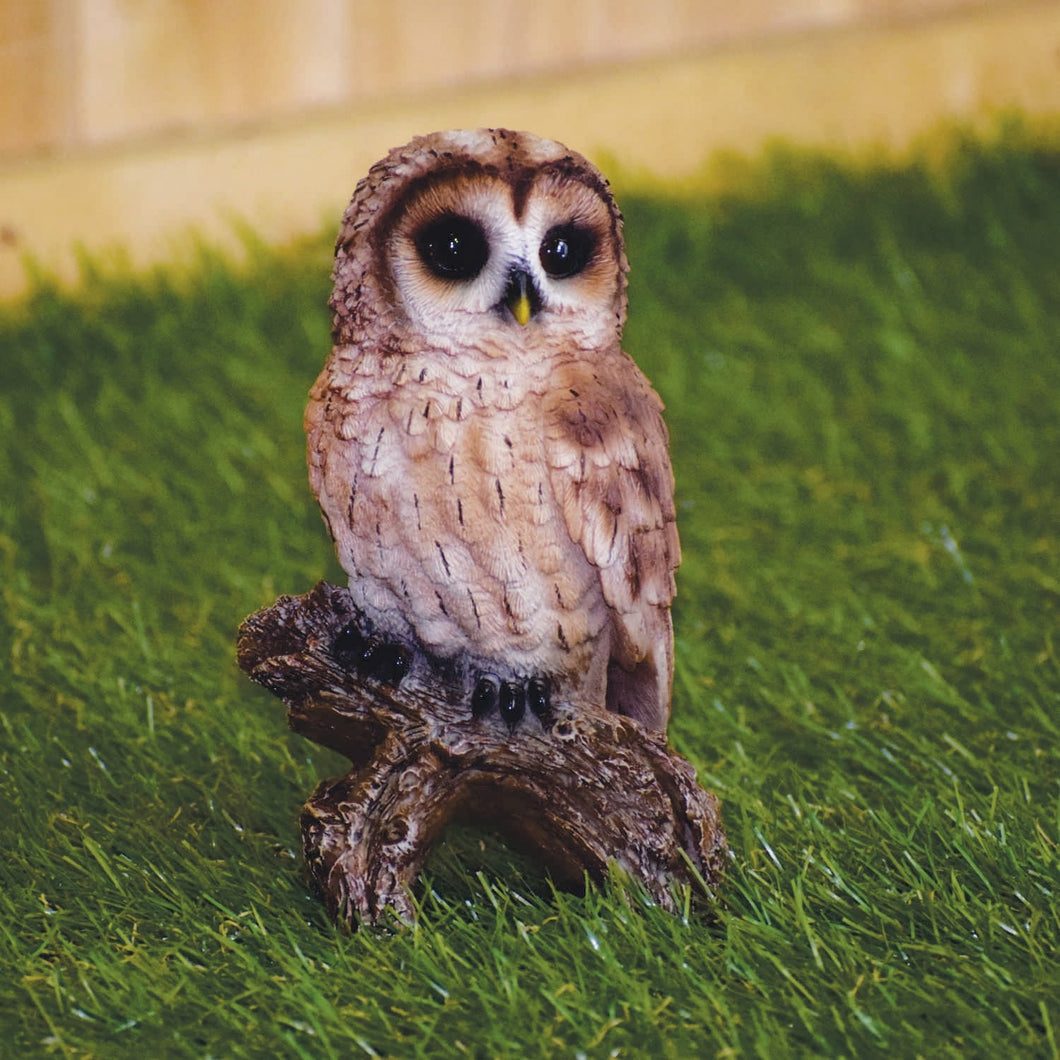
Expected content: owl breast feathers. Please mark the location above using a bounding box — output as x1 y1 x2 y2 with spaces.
305 128 680 731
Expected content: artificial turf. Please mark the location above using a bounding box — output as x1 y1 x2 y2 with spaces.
1 126 1058 1058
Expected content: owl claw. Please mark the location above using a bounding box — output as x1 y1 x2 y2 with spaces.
471 674 500 718
527 677 551 721
498 681 526 728
471 674 551 729
332 625 411 686
332 623 366 662
362 641 413 685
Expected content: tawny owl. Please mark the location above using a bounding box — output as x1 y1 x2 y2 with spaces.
305 128 680 732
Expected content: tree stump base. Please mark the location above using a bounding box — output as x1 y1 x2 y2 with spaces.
236 582 727 926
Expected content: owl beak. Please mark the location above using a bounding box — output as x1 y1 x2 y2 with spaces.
504 268 536 326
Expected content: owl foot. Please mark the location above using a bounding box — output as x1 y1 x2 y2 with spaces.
471 674 551 729
237 582 728 928
332 624 412 686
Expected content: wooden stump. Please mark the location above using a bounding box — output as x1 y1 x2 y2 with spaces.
237 582 727 926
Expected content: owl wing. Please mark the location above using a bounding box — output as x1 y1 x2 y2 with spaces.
544 351 680 729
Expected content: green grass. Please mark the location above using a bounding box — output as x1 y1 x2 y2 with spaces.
2 126 1058 1058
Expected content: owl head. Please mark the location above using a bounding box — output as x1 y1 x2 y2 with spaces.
329 128 629 355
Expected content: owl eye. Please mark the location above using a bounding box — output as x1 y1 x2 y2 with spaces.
539 225 594 279
415 215 490 280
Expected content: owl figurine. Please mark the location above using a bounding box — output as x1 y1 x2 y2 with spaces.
305 128 680 732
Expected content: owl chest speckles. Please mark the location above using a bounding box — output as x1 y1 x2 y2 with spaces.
309 346 607 675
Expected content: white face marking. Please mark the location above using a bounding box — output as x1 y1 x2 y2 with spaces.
387 173 617 348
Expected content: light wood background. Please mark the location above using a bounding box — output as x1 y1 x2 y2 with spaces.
2 0 1058 295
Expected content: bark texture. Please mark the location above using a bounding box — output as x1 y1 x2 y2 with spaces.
237 582 726 926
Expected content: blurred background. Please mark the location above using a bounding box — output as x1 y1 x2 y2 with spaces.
1 0 1058 298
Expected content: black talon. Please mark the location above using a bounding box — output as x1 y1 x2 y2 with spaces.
527 677 551 720
386 646 413 684
374 643 412 684
332 624 366 665
358 639 412 686
472 675 500 718
498 681 526 728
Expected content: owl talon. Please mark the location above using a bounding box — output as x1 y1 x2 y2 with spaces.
332 624 366 665
471 674 500 717
527 676 551 721
374 643 413 684
360 640 412 685
498 681 526 728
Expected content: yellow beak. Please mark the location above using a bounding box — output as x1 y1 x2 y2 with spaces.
505 269 534 327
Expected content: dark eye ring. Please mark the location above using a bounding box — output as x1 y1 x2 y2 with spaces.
539 225 594 279
415 215 489 280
